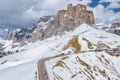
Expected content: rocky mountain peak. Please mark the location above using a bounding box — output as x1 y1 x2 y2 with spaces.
34 3 95 40
56 3 95 25
5 4 95 43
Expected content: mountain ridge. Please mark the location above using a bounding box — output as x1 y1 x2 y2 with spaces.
0 3 120 80
0 24 120 80
5 3 95 43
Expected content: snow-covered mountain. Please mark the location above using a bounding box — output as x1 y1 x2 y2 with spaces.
0 16 53 56
0 3 120 80
4 16 53 41
0 24 120 80
108 22 120 36
1 3 95 56
0 26 17 36
5 4 95 43
45 52 120 80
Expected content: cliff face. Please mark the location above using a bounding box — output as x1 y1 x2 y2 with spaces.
64 4 94 24
36 3 95 41
55 4 95 26
5 4 95 43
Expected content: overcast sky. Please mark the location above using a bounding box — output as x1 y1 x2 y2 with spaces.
0 0 120 28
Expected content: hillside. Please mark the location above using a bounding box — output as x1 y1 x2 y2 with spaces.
45 52 120 80
0 24 120 80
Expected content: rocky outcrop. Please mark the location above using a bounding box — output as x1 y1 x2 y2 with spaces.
5 4 95 43
33 3 95 41
5 30 18 42
111 22 120 29
109 22 120 35
5 30 14 40
55 4 95 26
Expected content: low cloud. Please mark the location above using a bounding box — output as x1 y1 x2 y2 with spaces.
0 0 39 27
91 4 120 25
0 0 119 27
99 0 120 3
0 0 92 27
107 2 120 9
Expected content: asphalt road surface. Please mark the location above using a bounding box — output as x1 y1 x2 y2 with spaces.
38 58 49 80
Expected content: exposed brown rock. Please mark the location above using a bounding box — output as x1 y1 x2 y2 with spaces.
87 11 95 24
96 42 110 50
5 4 95 43
57 10 66 21
111 22 120 29
29 3 95 42
67 3 74 18
56 3 95 25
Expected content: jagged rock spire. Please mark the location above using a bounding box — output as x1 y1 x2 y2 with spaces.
5 4 95 43
56 3 95 25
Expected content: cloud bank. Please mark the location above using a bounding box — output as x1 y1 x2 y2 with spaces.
0 0 120 27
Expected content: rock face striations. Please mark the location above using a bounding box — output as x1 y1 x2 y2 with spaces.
31 4 95 41
62 4 94 25
5 4 95 43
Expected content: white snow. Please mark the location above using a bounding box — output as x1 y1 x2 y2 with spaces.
0 24 120 80
45 52 120 80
